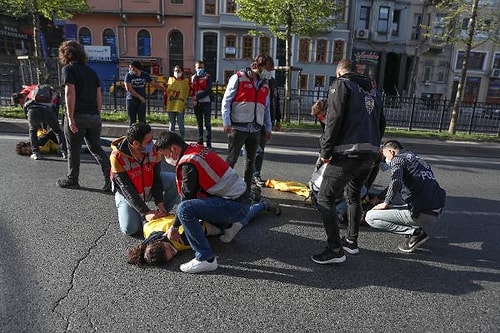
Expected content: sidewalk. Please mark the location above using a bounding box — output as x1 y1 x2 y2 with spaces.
1 116 499 157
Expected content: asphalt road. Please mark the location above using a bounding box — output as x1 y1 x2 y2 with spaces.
0 122 499 333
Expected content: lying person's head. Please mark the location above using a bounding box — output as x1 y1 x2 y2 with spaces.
15 142 32 156
127 231 178 267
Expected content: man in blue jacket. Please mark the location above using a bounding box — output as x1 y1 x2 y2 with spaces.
365 140 446 253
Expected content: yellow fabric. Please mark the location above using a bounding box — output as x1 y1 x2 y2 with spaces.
264 179 311 198
37 128 59 154
165 77 190 112
143 216 191 251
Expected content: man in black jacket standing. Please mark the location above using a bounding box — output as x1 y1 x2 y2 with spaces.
312 59 386 265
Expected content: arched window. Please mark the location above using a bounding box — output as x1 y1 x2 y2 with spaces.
79 27 92 45
137 29 151 56
102 28 116 46
169 30 184 74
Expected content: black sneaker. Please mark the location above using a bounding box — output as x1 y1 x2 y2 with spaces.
260 197 281 216
102 177 112 193
398 230 429 253
56 177 80 189
341 236 359 255
311 247 346 264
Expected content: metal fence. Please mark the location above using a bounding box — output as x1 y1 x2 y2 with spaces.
1 75 499 137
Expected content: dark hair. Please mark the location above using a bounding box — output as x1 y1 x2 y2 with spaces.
156 131 186 150
195 60 204 66
126 123 151 145
130 61 141 70
58 40 87 65
11 92 25 106
15 141 31 155
251 54 274 70
383 140 403 150
127 240 171 267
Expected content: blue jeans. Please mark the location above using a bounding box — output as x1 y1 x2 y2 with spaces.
126 98 146 125
167 111 185 138
176 197 250 261
115 172 180 235
63 113 110 181
240 201 266 227
365 204 440 235
193 102 212 147
317 156 378 250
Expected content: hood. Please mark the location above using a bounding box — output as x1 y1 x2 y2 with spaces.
111 136 134 158
341 72 373 91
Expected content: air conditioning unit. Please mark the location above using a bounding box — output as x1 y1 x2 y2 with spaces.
490 68 500 79
356 29 369 40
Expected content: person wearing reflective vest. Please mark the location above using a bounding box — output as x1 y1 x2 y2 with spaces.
221 54 274 195
156 131 250 274
110 123 179 236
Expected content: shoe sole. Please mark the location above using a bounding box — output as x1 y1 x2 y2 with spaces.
398 236 429 253
342 246 360 255
311 254 346 265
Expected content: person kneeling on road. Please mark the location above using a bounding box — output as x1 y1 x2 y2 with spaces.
365 140 446 253
155 131 251 274
110 123 179 236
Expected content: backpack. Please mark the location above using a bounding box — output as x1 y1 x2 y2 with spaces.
32 85 53 103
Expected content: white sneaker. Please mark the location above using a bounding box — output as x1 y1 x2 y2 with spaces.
30 152 42 160
219 222 243 243
180 257 218 274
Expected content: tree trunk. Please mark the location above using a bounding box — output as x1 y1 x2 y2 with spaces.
283 10 293 123
448 0 479 134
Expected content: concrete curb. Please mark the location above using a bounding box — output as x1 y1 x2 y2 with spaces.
1 117 499 158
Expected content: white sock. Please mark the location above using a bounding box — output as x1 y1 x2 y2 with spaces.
219 223 243 243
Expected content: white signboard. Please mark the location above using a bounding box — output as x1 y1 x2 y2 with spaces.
84 45 112 62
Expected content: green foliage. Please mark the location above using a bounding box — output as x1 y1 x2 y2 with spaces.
235 0 341 38
1 0 88 19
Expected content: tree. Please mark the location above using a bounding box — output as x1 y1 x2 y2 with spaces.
0 0 88 83
422 0 500 134
236 0 342 122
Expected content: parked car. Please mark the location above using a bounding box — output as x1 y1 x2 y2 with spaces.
109 74 167 99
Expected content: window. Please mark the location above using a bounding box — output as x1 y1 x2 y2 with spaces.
436 61 447 82
102 28 115 46
242 36 253 60
169 30 184 74
377 6 390 33
431 13 445 41
299 74 308 90
137 29 151 56
333 40 344 64
411 14 422 40
486 79 500 104
204 0 216 15
259 36 270 55
298 38 310 63
315 39 327 63
359 6 370 30
423 61 433 82
492 53 500 69
334 0 346 22
224 70 235 84
78 27 92 45
225 35 236 59
314 75 326 88
171 0 183 3
455 51 486 71
226 0 237 13
392 10 400 36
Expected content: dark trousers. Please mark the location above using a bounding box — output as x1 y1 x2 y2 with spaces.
253 126 267 177
225 129 260 191
126 98 146 125
317 156 378 249
27 108 66 153
194 102 212 147
64 113 110 181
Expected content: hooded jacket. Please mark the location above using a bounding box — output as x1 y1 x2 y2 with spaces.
320 72 386 159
